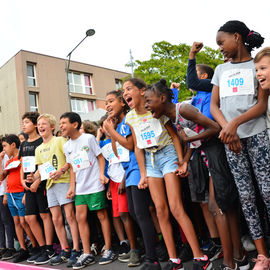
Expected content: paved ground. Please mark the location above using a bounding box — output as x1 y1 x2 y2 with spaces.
0 251 257 270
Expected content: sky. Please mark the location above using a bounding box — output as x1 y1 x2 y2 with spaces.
1 0 270 73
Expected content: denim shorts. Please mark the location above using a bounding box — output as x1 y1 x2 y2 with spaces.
145 144 178 178
7 192 25 217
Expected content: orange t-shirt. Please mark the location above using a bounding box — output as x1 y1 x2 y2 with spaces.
5 156 24 193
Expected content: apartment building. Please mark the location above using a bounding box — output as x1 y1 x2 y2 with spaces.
0 50 129 134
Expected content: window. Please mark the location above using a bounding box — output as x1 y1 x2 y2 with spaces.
27 63 36 87
68 72 94 95
71 98 96 114
29 92 38 112
115 79 123 90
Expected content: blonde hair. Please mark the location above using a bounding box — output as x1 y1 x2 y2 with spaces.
254 47 270 63
37 113 56 128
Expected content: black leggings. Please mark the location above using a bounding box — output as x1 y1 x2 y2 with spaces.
126 186 157 261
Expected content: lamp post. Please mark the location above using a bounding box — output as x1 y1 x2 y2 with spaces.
66 29 95 110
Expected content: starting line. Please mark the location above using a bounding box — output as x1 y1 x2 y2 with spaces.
0 261 57 270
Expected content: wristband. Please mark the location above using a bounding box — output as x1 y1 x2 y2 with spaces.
60 168 66 174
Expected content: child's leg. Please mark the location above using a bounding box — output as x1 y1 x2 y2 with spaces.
119 213 136 250
63 203 80 251
13 216 26 249
225 140 268 256
148 177 177 258
126 186 157 261
112 217 125 242
200 202 219 239
25 215 45 246
75 204 90 254
149 205 162 236
40 213 54 246
164 173 203 258
19 216 38 247
49 206 69 250
208 177 235 268
97 208 111 250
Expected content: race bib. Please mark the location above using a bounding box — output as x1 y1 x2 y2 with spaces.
135 118 163 149
22 156 36 173
38 162 56 181
101 142 129 165
70 151 90 172
4 160 20 170
220 69 255 98
183 128 201 149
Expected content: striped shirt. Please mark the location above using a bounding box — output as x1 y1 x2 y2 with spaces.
125 109 172 153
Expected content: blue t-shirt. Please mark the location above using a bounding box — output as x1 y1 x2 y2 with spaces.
171 88 179 104
116 117 140 187
99 139 110 179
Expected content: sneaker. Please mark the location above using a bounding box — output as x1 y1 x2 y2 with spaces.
118 250 131 262
215 263 238 270
178 243 193 262
253 254 270 270
128 250 141 267
73 253 95 269
27 247 41 263
234 254 250 270
99 248 117 265
67 250 81 268
119 241 130 257
50 249 71 265
2 248 16 260
140 258 161 270
241 235 256 252
90 243 99 256
156 240 169 262
35 248 56 265
192 255 212 270
205 242 223 262
13 248 29 263
100 245 106 256
0 248 7 258
163 259 184 270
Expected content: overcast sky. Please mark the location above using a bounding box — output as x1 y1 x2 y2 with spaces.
1 0 269 73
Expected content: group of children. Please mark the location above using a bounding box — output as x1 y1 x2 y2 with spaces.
0 19 270 270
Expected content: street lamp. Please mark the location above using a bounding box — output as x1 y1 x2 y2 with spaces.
66 29 95 110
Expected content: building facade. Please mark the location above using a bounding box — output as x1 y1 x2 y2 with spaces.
0 50 129 135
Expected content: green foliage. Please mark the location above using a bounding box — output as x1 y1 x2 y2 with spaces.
129 41 223 101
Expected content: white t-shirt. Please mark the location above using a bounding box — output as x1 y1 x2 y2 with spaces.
108 163 125 183
0 155 9 196
64 133 105 195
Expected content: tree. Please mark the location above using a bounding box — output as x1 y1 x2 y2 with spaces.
130 41 223 101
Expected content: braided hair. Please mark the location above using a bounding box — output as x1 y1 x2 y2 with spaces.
218 20 264 53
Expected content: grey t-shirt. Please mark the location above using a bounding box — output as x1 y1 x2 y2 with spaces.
212 59 266 138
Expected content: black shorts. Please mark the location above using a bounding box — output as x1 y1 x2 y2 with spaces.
25 181 49 215
188 137 238 211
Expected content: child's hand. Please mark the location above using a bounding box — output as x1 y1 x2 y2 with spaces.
26 172 35 183
174 161 188 177
227 135 242 154
100 174 109 185
103 118 115 133
219 120 238 144
106 185 112 200
50 170 63 181
138 176 148 189
0 151 5 160
118 181 126 194
21 179 30 191
66 186 75 199
190 42 203 57
3 194 7 206
96 127 103 139
30 180 39 193
22 194 26 205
